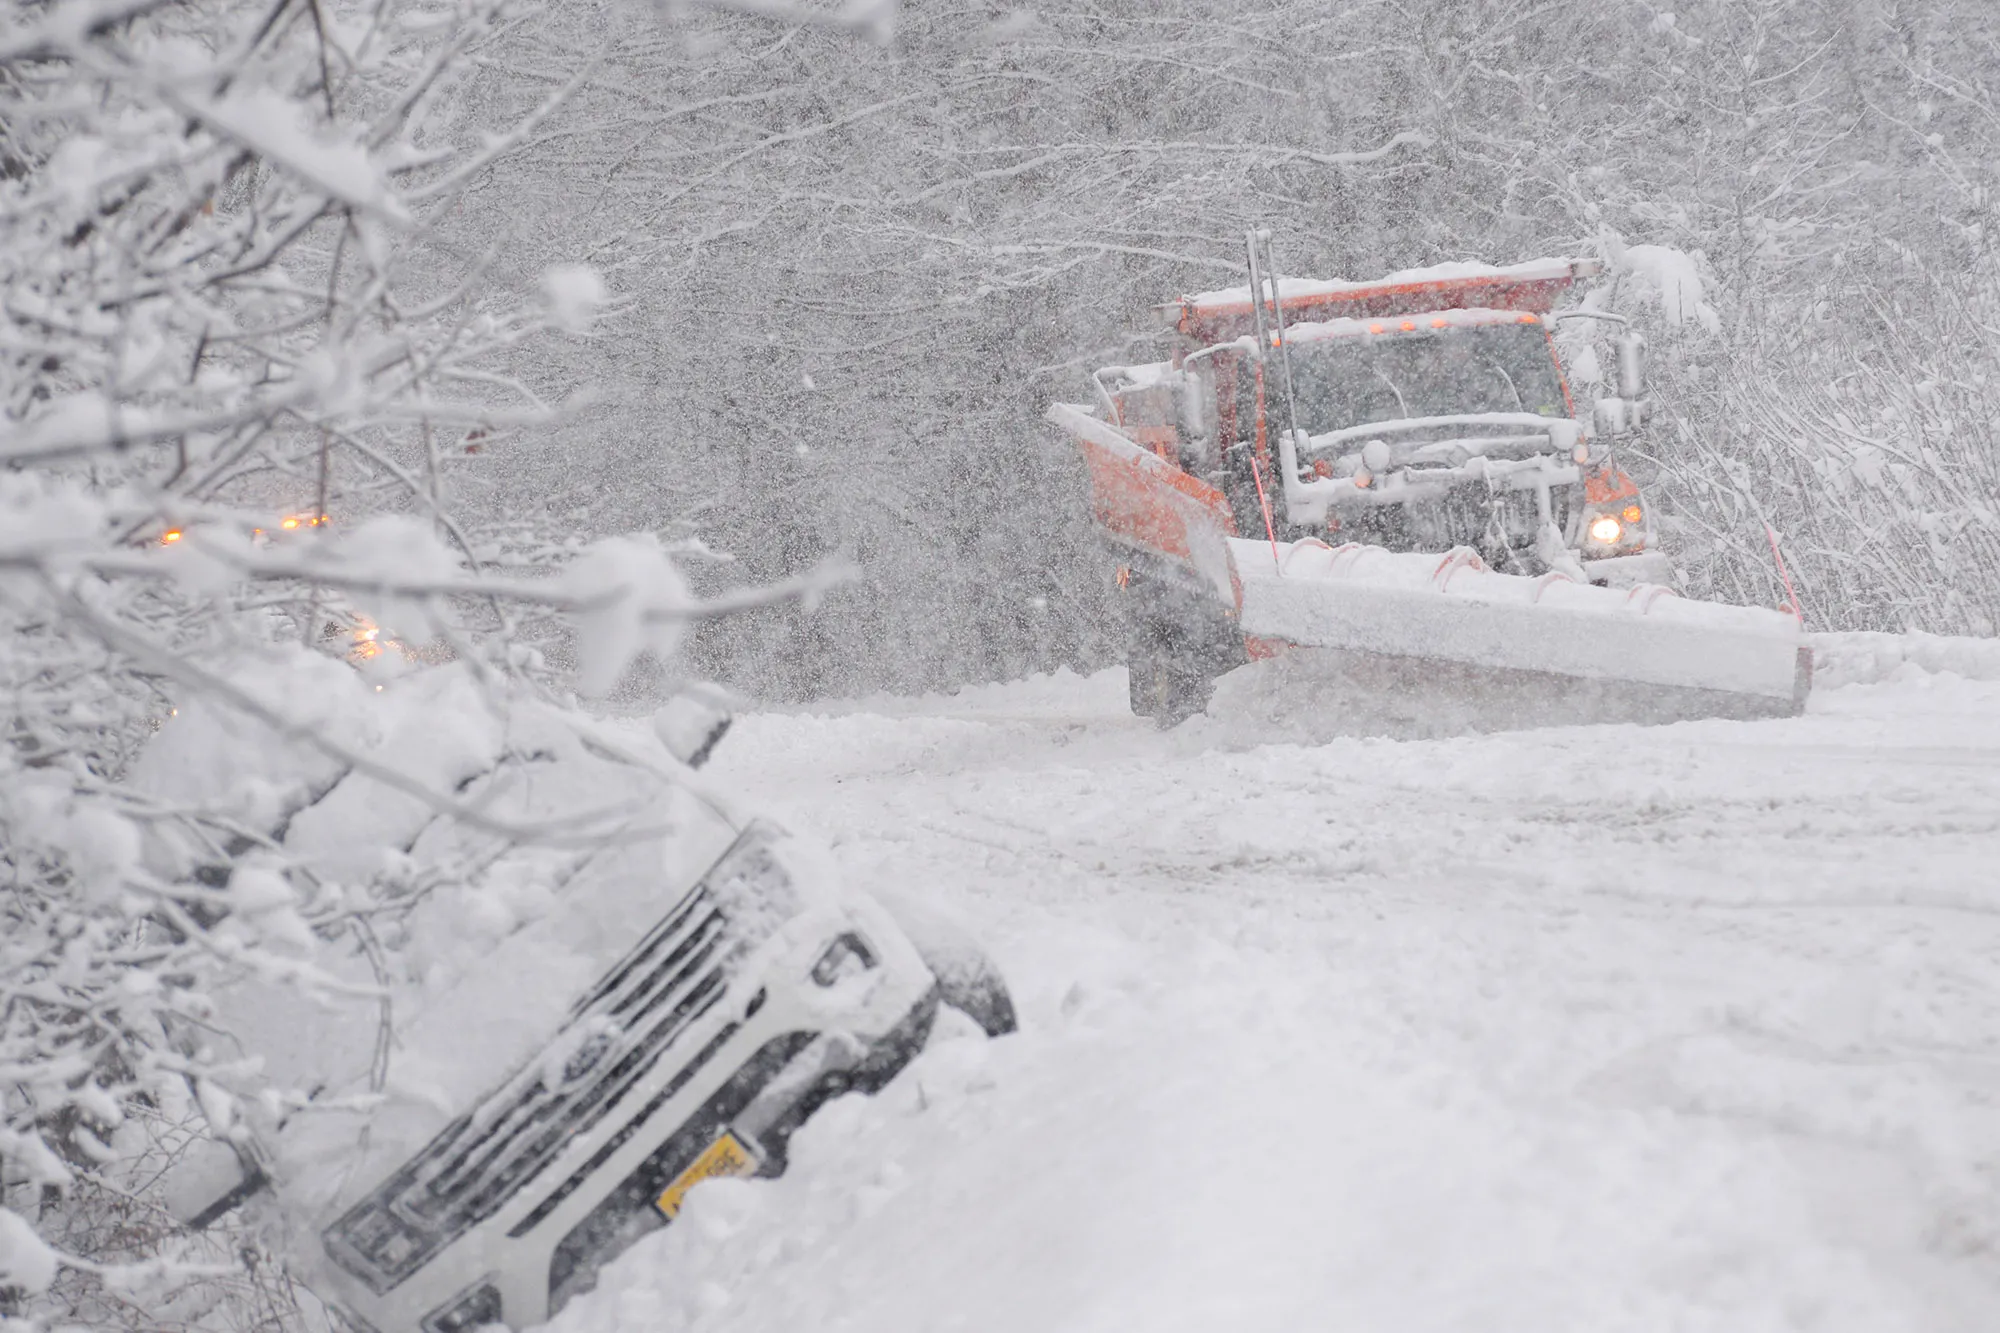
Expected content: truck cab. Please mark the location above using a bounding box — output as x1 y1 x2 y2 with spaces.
1094 256 1668 587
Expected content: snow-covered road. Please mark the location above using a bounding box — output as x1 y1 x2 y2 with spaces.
550 666 2000 1333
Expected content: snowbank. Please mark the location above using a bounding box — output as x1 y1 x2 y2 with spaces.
782 666 1129 722
1811 630 2000 688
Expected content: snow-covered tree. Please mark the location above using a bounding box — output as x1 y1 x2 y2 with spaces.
0 0 618 1319
467 0 2000 685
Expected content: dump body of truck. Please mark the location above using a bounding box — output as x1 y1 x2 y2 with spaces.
1049 238 1808 728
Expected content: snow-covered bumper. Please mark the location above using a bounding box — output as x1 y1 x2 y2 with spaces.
310 825 938 1333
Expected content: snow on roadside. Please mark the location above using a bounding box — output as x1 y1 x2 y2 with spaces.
1811 629 2000 688
774 664 1130 721
547 665 2000 1333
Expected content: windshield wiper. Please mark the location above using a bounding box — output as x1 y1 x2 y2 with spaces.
1369 366 1410 418
1486 362 1525 411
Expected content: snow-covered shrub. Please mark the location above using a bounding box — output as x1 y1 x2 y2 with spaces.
0 0 639 1323
1657 259 2000 634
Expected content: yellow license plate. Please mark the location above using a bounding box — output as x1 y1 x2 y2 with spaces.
655 1132 758 1218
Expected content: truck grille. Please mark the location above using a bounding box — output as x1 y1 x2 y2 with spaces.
324 826 786 1294
400 890 735 1228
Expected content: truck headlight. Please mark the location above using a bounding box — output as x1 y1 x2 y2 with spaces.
1587 516 1622 545
811 932 878 986
422 1278 502 1333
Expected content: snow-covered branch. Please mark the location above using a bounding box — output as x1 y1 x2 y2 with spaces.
0 0 672 1319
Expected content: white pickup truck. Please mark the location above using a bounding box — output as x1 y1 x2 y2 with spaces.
141 660 1010 1332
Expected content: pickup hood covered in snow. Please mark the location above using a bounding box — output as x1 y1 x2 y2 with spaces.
130 654 752 1220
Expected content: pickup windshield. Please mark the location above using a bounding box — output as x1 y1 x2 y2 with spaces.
1282 323 1569 437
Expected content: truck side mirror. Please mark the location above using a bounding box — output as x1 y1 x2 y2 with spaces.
160 1137 267 1230
1592 396 1649 437
1171 370 1216 470
653 685 734 768
1592 398 1626 437
1600 394 1632 436
1174 371 1210 436
1616 330 1647 401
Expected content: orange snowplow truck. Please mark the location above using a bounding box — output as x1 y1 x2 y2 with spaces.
1048 233 1770 725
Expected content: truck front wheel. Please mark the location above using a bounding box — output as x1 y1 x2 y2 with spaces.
1127 623 1221 727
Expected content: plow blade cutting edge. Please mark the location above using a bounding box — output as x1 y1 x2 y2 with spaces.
1229 539 1810 727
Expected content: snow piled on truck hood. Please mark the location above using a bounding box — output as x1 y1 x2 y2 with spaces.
543 660 2000 1333
133 655 743 1219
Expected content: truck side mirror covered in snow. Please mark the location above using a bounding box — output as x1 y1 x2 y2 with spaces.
1174 370 1211 441
1577 329 1650 439
1592 397 1626 437
1592 395 1649 438
653 685 734 768
1616 329 1648 401
159 1136 267 1230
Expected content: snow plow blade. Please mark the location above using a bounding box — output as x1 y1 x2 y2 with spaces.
1046 401 1806 729
1230 538 1810 727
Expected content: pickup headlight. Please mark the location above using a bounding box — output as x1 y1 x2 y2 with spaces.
811 932 878 986
1587 515 1623 545
422 1278 502 1333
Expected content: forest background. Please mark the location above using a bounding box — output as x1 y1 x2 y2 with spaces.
476 0 2000 700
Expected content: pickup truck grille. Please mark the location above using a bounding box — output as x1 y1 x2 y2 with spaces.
324 827 784 1294
399 890 735 1230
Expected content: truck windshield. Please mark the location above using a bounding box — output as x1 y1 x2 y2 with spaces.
1283 323 1568 437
